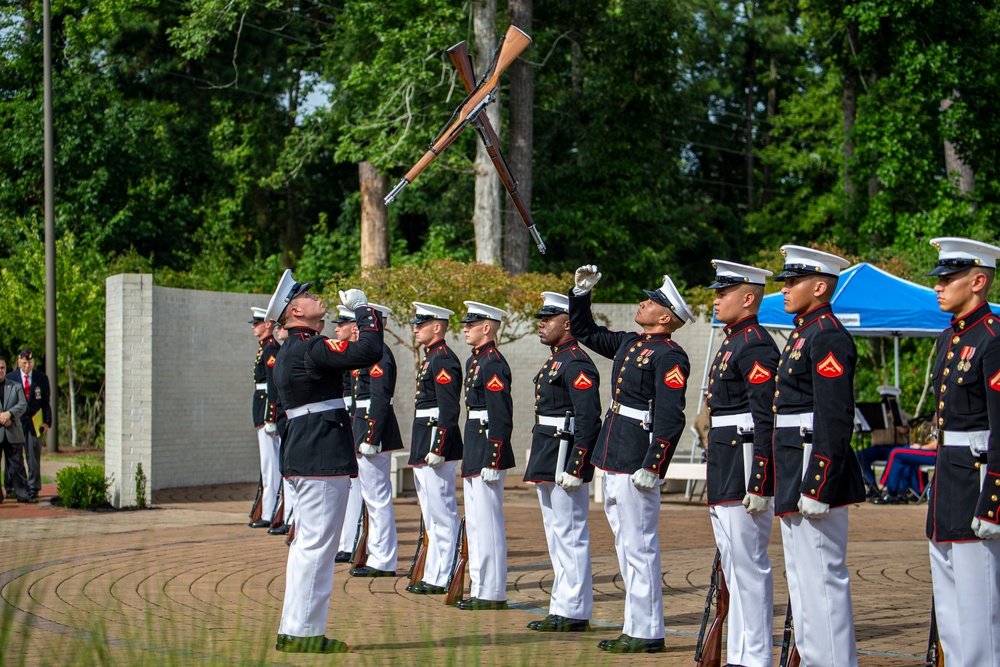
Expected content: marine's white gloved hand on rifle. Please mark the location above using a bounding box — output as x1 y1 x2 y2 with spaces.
557 472 583 491
263 422 277 435
631 468 658 491
972 517 1000 540
425 452 445 468
339 288 368 310
573 265 602 296
480 467 501 484
742 493 772 516
797 495 830 519
359 443 378 457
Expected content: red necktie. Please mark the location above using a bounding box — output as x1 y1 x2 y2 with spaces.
23 373 29 400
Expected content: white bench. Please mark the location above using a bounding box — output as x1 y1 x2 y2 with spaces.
390 451 416 498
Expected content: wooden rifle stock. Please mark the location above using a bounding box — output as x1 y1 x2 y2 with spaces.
249 473 263 523
384 26 532 205
446 41 545 254
694 549 728 667
407 516 430 586
268 482 284 530
444 516 468 605
351 503 370 569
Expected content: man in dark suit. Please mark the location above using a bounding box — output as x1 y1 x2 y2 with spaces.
7 349 50 500
0 355 32 503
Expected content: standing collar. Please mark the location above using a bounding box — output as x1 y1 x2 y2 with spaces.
424 339 448 354
472 340 497 357
792 303 833 328
951 302 994 333
722 315 759 338
550 338 578 354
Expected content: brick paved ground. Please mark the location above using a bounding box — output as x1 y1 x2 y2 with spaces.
0 473 933 666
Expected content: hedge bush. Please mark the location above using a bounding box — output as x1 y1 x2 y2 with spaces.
56 464 112 509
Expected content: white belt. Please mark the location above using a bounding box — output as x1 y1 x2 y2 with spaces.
942 429 989 455
536 415 576 432
355 398 393 410
286 398 346 419
254 383 267 391
710 412 754 432
610 401 651 425
415 407 440 419
344 397 353 408
774 412 814 431
468 409 488 422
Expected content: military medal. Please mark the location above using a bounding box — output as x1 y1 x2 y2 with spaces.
790 337 805 360
639 348 654 366
959 345 976 372
720 351 732 371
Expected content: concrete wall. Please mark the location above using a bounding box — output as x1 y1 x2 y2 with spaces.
105 275 714 506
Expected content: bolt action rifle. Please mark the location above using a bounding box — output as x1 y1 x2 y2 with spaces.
778 595 801 667
351 503 370 569
407 515 430 587
445 40 545 254
384 26 531 204
444 516 468 606
925 598 942 667
694 549 728 667
248 472 263 524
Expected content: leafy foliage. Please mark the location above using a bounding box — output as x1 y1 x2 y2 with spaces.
56 464 112 509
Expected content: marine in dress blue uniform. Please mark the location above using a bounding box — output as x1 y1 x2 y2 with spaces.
266 270 383 654
705 261 778 667
569 266 693 654
250 307 283 528
349 303 403 577
406 302 464 595
524 292 601 632
458 301 514 610
771 245 863 667
924 237 1000 667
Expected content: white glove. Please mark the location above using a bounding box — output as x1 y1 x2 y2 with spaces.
557 472 583 491
263 422 277 435
359 443 378 457
425 452 445 468
797 495 830 519
480 467 501 483
742 493 772 516
972 517 1000 540
339 289 368 310
630 468 658 491
573 264 602 296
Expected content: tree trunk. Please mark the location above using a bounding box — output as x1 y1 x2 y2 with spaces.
745 20 757 213
842 21 859 204
472 0 502 265
359 161 390 268
762 56 777 206
503 0 533 275
941 94 976 202
67 355 77 448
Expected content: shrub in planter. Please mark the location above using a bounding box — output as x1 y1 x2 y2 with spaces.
56 464 112 509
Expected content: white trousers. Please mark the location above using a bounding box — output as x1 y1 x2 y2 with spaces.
281 478 294 524
603 471 664 640
358 452 398 571
929 538 1000 667
256 427 281 520
337 475 364 552
710 502 774 667
463 473 508 601
278 476 350 637
780 509 858 667
536 481 593 620
413 463 459 587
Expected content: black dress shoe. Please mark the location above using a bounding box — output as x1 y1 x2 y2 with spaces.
406 581 447 594
334 551 352 563
17 496 37 504
597 633 665 653
456 597 509 611
268 524 289 535
248 519 271 528
871 491 905 505
527 614 591 632
349 566 396 577
275 634 349 654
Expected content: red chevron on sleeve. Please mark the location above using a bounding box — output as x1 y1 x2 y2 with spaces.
266 355 276 367
747 361 771 384
325 339 348 353
370 364 384 377
486 375 505 391
663 365 686 388
816 352 844 378
990 368 1000 391
572 372 594 390
435 368 453 384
